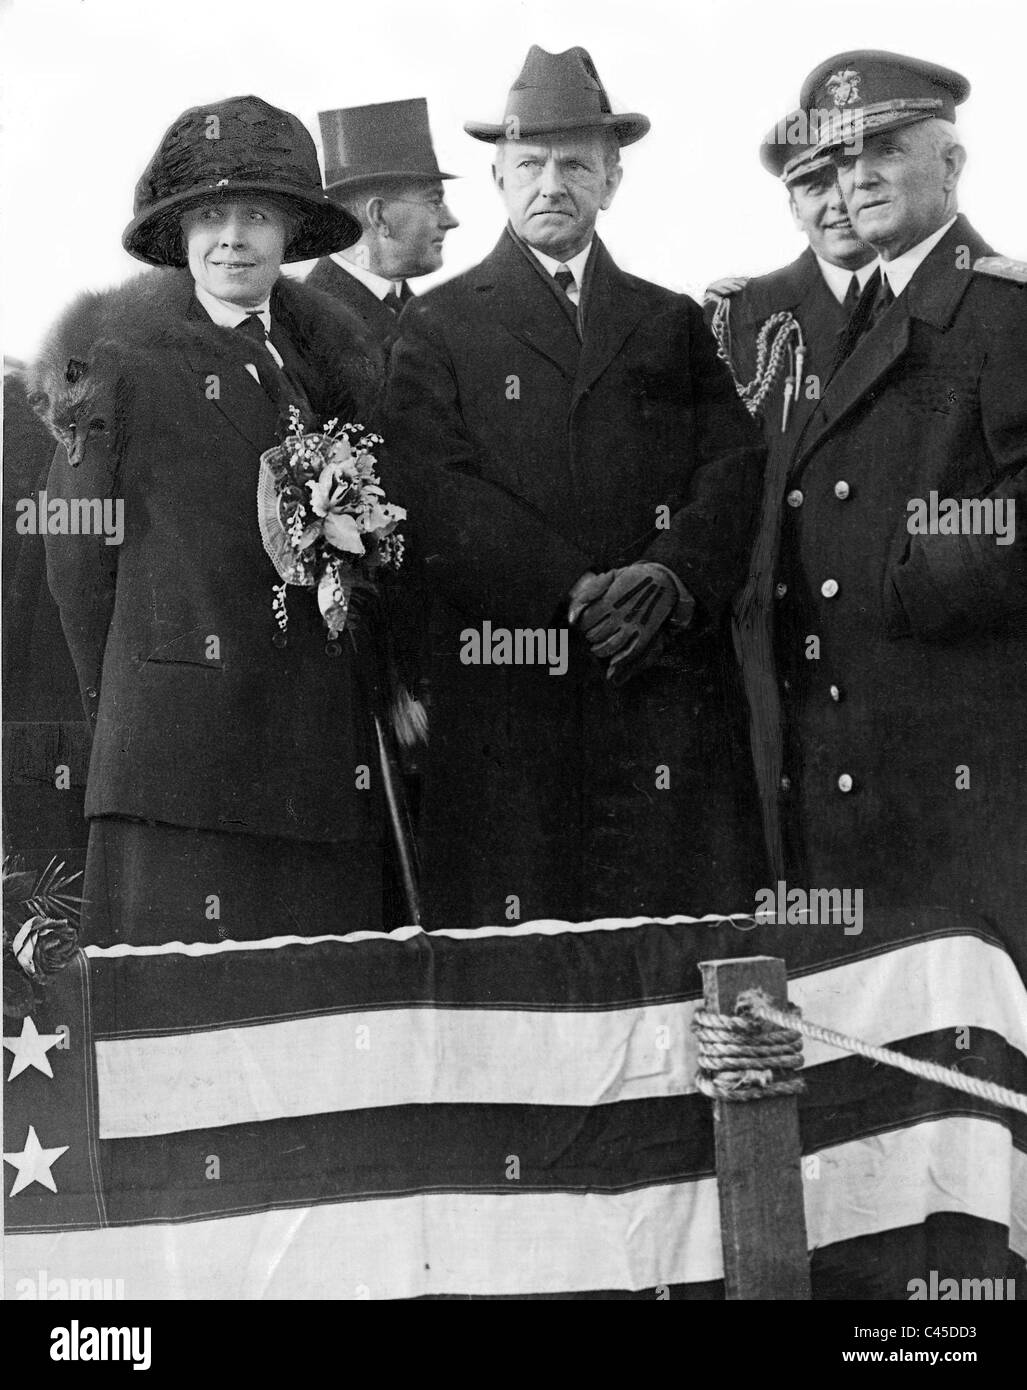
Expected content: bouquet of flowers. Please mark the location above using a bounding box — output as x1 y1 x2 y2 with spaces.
3 857 82 1019
258 406 406 645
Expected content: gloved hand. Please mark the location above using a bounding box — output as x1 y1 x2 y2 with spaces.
577 563 680 681
567 570 615 625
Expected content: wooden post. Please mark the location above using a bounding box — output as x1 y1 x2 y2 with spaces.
699 955 810 1300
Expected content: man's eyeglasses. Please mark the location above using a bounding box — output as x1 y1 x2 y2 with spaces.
386 194 449 213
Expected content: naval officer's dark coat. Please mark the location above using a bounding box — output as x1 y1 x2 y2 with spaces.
708 247 854 878
384 227 767 927
775 216 1027 946
40 268 386 943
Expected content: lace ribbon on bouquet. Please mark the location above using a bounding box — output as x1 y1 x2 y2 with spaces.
257 415 404 645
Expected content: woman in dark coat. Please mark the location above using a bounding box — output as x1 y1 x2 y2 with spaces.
34 95 388 945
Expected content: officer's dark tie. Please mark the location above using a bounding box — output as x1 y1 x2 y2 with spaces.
865 272 894 330
830 269 895 372
235 314 307 416
553 264 583 338
383 283 411 315
842 273 861 313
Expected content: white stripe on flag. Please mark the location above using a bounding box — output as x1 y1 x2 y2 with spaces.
95 933 1027 1139
97 1001 696 1137
6 1118 1023 1299
805 1115 1026 1257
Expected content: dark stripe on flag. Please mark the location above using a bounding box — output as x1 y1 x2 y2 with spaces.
87 909 1012 1039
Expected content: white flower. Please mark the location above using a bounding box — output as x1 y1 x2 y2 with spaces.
307 460 354 518
323 512 365 555
365 502 407 537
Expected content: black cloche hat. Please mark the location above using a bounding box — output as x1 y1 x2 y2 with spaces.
123 94 362 267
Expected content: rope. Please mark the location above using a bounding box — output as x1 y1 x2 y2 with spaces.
709 302 802 418
746 994 1027 1117
693 987 1027 1115
692 993 805 1101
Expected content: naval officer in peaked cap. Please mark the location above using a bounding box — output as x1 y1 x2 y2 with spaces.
770 50 1027 957
705 116 876 880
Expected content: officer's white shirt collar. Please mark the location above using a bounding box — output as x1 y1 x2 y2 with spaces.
328 251 403 301
526 240 593 303
816 255 877 305
877 216 957 297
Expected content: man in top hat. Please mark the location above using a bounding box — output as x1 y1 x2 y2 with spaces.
307 100 455 894
36 95 389 945
703 119 876 879
384 47 766 927
306 99 459 345
770 51 1027 948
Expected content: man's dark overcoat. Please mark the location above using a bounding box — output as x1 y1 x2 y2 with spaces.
384 228 767 927
304 256 422 667
304 253 427 925
775 216 1027 939
41 269 386 941
709 248 854 878
306 256 399 343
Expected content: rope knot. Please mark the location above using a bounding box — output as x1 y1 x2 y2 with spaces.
692 987 805 1101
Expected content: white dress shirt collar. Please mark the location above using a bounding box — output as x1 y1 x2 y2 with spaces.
329 252 403 301
877 216 958 297
815 255 878 305
525 240 593 300
194 284 271 333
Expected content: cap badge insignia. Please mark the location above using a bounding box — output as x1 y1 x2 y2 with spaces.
827 69 862 107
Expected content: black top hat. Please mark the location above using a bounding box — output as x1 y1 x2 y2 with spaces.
319 98 454 198
760 111 836 186
800 50 970 152
464 45 649 146
122 95 361 268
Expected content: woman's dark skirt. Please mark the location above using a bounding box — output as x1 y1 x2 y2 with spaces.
81 816 383 946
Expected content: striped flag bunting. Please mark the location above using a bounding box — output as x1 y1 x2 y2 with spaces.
4 908 1026 1299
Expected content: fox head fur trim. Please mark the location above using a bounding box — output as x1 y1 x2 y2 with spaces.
28 268 383 465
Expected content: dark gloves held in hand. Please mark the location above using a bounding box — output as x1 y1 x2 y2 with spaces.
575 563 684 686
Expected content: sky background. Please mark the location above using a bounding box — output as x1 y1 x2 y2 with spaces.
2 0 1024 361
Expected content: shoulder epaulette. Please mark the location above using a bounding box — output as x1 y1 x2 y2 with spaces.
973 255 1027 285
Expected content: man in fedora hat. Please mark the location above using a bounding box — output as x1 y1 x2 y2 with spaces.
767 52 1027 945
384 47 766 927
36 94 390 945
307 99 459 345
703 119 875 881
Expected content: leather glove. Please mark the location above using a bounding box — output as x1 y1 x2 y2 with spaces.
567 570 615 625
577 563 680 680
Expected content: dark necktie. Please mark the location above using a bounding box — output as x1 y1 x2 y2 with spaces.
841 273 861 313
554 265 576 299
864 272 894 331
235 314 307 417
553 264 583 338
383 282 414 315
830 269 895 372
